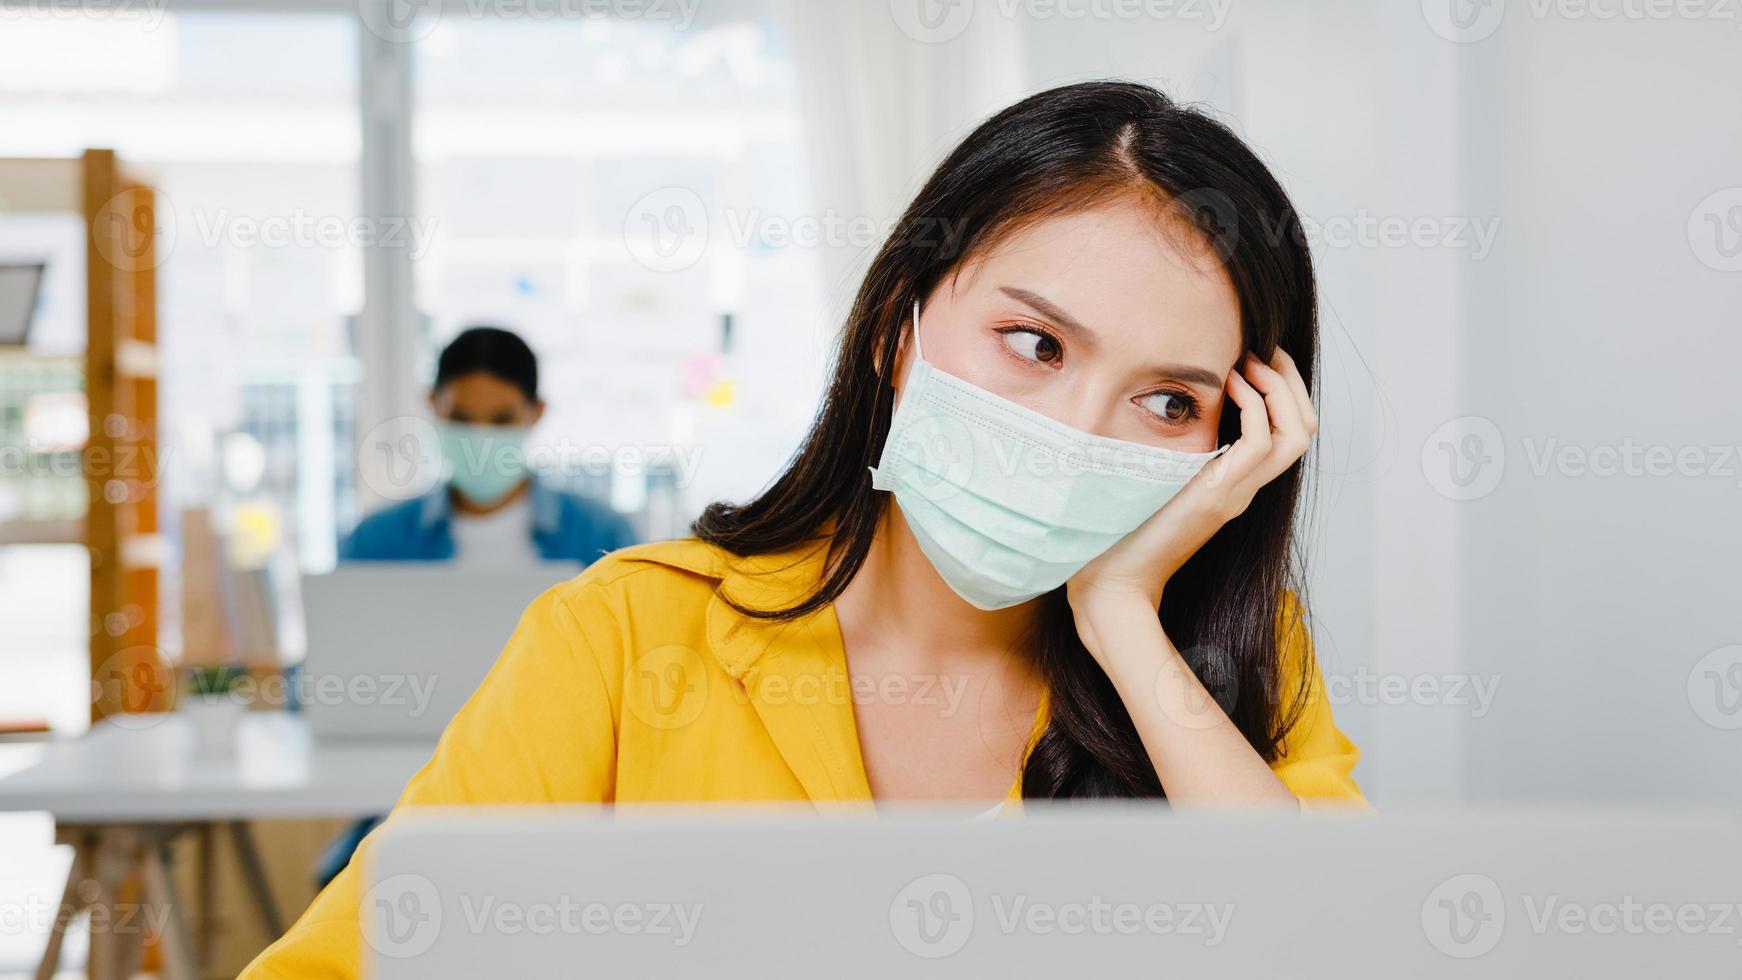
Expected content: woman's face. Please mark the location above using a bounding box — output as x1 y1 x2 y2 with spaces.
896 200 1243 453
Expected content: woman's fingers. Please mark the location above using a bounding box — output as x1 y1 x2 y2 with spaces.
1268 347 1318 435
1242 351 1318 486
1201 365 1270 490
1201 350 1317 501
1239 356 1307 491
1242 353 1306 458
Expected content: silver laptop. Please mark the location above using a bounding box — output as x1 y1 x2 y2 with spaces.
0 261 45 346
300 566 574 740
361 805 1742 978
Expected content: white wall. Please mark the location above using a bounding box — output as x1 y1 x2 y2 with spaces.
1456 14 1742 803
1015 1 1742 802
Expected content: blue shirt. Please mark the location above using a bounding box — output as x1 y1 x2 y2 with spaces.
340 480 638 564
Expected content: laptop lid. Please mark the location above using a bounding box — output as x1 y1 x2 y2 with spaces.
0 262 46 347
362 805 1742 978
300 566 572 740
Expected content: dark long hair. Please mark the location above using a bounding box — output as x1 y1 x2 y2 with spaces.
693 80 1318 798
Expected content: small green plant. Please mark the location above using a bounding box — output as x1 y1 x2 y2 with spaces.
184 664 246 699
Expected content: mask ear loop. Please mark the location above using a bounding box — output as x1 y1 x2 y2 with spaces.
867 299 926 493
893 296 926 390
910 296 926 362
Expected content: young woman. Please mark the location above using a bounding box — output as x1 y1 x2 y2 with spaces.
244 79 1362 978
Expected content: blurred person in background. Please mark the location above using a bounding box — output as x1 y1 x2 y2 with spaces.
342 325 638 569
316 325 637 887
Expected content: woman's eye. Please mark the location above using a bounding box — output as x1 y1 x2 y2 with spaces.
1139 390 1197 424
1001 327 1062 365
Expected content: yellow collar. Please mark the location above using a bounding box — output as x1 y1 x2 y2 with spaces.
703 532 837 678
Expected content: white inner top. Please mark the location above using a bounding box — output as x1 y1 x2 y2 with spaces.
447 493 542 571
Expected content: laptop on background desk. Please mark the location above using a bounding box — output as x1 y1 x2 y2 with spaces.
300 566 574 741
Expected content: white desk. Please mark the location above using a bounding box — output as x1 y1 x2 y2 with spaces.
0 712 434 980
0 711 434 822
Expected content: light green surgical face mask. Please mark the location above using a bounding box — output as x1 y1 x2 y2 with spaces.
438 422 531 507
869 298 1228 611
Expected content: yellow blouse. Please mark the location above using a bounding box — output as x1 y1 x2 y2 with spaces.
242 535 1364 978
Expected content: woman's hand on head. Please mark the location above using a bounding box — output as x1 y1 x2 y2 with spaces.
1066 347 1317 638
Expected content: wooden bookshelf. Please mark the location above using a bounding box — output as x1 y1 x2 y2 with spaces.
81 149 170 722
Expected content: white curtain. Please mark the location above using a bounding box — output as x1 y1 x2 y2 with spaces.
774 0 1027 319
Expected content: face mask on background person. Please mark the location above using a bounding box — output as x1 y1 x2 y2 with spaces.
439 422 531 507
869 297 1229 611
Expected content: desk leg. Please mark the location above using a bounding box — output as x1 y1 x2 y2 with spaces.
35 824 201 980
34 835 91 980
140 844 197 980
85 831 132 980
195 822 216 966
228 821 286 939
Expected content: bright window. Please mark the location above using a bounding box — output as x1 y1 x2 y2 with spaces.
411 15 829 540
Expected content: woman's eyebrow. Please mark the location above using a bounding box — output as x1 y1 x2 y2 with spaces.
1000 286 1096 348
1153 364 1226 389
999 285 1226 389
